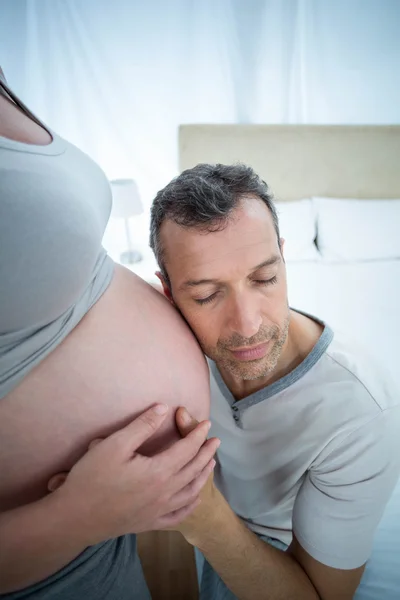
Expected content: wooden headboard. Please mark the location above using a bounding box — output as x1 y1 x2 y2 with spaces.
179 125 400 201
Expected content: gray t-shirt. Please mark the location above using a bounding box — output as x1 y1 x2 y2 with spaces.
209 316 400 569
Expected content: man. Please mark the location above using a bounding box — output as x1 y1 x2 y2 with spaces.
50 163 399 599
147 163 400 599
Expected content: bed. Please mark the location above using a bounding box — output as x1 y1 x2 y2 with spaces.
179 124 400 599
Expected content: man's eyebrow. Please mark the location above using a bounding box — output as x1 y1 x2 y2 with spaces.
180 255 281 290
250 256 281 272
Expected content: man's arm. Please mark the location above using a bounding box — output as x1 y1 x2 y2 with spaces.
172 408 376 600
288 537 364 600
184 486 363 600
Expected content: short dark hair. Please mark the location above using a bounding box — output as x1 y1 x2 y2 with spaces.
150 163 280 286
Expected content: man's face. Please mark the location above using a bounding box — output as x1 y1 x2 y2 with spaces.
159 197 290 381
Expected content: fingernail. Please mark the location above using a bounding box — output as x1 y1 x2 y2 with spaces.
154 403 168 415
211 459 216 469
215 439 221 448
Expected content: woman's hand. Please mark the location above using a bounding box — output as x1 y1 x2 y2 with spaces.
48 403 220 546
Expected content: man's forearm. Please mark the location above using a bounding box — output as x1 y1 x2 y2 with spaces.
0 491 89 594
187 491 319 600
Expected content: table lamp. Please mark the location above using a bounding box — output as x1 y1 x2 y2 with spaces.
110 178 143 264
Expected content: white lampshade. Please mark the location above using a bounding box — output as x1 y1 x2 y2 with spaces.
110 179 143 219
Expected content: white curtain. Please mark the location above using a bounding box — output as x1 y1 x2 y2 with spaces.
1 0 399 248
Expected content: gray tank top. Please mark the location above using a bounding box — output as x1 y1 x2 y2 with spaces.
0 80 149 598
0 76 114 398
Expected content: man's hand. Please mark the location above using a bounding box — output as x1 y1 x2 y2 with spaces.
47 404 220 546
163 407 224 543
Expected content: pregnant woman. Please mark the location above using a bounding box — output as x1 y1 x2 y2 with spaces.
0 68 215 598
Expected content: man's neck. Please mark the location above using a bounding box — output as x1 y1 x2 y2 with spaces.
218 310 324 401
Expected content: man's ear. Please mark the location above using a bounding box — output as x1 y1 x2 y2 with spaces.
279 238 286 261
156 271 175 304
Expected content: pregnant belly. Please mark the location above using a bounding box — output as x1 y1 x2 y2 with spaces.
0 265 210 511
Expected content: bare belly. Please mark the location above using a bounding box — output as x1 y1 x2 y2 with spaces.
0 265 210 511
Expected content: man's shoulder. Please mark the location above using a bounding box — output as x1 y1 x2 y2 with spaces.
318 330 400 413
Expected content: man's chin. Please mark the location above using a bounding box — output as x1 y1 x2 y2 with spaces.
217 356 277 381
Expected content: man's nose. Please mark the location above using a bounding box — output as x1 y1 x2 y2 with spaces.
226 294 262 340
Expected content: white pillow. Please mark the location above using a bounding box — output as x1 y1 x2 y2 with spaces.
314 197 400 262
275 199 319 262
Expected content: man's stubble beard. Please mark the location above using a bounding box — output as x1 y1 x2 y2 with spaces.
171 287 290 382
201 313 290 381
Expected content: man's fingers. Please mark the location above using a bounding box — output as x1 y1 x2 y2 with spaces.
175 407 199 437
109 404 169 454
158 419 211 472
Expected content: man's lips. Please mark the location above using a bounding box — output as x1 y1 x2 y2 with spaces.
229 341 270 361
